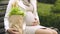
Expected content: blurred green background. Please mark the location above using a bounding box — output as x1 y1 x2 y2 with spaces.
37 0 60 31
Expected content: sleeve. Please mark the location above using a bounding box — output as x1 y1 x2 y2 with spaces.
30 0 40 22
4 0 13 31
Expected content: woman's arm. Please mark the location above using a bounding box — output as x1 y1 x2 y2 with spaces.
4 0 13 31
30 0 40 24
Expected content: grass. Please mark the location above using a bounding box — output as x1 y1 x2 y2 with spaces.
37 2 53 16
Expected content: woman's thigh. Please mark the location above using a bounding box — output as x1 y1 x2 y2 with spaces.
47 28 58 34
35 28 58 34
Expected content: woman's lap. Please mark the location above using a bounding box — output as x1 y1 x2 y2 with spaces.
25 25 47 34
25 25 57 34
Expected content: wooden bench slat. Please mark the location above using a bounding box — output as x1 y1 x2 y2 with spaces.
0 17 4 22
0 1 8 5
0 22 4 28
0 28 5 33
0 11 5 17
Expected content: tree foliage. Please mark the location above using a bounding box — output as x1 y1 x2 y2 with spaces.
37 2 60 31
37 0 56 4
52 0 60 13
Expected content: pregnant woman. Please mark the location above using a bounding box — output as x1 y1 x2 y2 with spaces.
4 0 58 34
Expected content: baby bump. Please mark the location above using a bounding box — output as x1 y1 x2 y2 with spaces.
24 12 35 26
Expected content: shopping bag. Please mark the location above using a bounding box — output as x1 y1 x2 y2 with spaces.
8 15 23 34
8 0 25 34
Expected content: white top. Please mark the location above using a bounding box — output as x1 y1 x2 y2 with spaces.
4 0 39 31
25 12 35 26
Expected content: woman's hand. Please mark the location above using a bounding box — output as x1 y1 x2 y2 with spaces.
32 18 39 26
7 28 19 34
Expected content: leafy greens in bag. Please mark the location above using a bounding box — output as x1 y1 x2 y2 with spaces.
9 5 25 16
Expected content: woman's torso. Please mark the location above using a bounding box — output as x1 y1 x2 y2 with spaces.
18 0 38 26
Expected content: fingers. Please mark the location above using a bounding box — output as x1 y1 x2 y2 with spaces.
12 31 19 34
8 28 18 32
34 18 37 20
10 31 19 34
32 18 39 26
7 28 19 34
